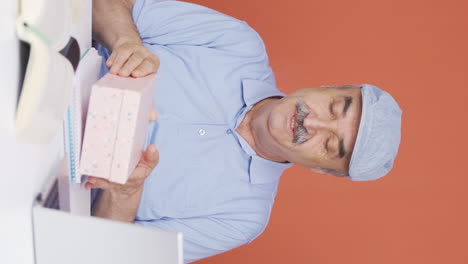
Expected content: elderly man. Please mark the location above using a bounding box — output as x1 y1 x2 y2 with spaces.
86 0 402 263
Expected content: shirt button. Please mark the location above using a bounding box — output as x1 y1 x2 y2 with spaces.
226 129 232 134
198 128 206 136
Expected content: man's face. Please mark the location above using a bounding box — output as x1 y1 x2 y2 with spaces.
264 87 362 174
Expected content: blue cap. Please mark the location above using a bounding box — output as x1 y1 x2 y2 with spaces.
348 84 402 181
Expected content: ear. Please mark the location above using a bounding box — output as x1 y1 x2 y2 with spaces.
310 166 328 175
310 166 349 178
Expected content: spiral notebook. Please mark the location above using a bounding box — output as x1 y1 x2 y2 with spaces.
63 48 102 183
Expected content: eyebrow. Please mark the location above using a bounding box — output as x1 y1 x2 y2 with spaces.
338 139 346 158
342 96 353 117
331 96 353 159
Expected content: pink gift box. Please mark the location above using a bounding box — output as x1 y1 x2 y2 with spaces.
79 73 156 184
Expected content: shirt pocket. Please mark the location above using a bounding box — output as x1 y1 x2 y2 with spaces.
181 155 227 210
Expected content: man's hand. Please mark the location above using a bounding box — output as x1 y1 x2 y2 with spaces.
107 40 160 78
85 104 158 193
88 144 159 222
85 144 159 194
87 108 158 222
93 0 159 78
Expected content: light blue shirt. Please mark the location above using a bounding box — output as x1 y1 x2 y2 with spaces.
97 0 292 262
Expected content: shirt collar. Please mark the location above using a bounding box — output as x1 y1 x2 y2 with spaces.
241 79 284 107
235 79 293 184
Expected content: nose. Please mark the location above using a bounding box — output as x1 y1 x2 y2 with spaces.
303 116 337 134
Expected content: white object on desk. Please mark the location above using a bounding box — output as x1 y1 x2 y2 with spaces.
15 0 75 144
33 206 184 264
64 48 102 184
18 0 72 51
57 0 95 216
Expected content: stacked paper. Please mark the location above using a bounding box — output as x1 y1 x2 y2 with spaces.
63 48 102 183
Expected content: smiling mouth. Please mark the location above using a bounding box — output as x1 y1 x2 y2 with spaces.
288 108 297 139
291 113 296 137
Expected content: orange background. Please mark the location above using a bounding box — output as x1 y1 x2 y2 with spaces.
187 0 468 263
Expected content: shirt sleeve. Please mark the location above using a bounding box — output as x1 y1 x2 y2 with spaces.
135 215 264 263
132 0 265 56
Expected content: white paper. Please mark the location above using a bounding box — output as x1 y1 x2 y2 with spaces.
64 48 102 183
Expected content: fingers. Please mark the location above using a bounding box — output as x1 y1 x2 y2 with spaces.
84 147 158 190
131 145 159 181
109 52 159 77
146 144 159 165
85 176 112 190
119 52 145 77
106 52 116 68
109 49 133 75
131 57 160 78
84 146 159 192
141 144 159 170
107 42 160 77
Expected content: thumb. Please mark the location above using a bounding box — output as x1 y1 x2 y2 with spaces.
132 145 159 181
142 144 159 169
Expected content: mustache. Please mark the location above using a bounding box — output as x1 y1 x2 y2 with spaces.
293 100 309 145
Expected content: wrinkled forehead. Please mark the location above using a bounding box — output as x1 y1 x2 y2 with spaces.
333 84 362 101
323 85 363 109
322 84 362 89
322 85 363 96
348 91 363 153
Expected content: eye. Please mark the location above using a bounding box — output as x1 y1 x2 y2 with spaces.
325 135 339 155
324 137 330 152
329 100 336 118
